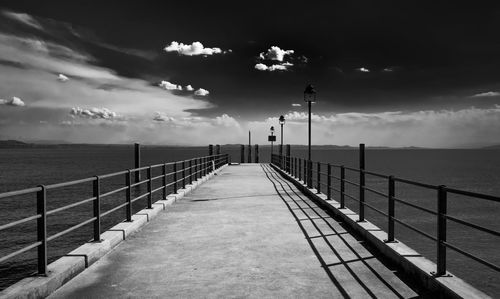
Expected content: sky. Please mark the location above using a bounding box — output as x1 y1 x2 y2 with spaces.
1 1 500 147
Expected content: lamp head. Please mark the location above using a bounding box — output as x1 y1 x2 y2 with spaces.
303 84 317 103
279 115 285 125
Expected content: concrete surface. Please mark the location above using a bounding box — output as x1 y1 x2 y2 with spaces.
0 166 224 299
49 164 420 298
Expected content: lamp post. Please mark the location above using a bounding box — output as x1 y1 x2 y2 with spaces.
304 84 317 188
279 115 285 167
269 126 276 163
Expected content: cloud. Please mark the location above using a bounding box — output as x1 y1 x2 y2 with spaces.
164 41 225 56
356 67 370 72
259 46 294 62
2 10 43 30
194 88 210 96
70 107 119 120
57 73 69 82
185 85 194 91
153 112 175 122
254 62 293 72
292 103 302 107
471 91 500 98
383 67 395 72
0 96 25 107
213 114 239 127
159 80 182 91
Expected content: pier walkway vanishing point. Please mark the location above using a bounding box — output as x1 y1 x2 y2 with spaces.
49 164 420 298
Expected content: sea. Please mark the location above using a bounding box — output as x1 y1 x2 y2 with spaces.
0 145 498 296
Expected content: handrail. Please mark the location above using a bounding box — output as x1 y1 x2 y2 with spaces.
271 152 500 277
0 152 229 279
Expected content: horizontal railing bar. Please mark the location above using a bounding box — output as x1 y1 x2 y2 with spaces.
329 186 341 193
444 241 500 272
0 214 41 232
344 166 360 172
129 166 150 172
151 186 163 194
343 179 360 187
392 196 437 215
131 193 149 203
98 170 128 179
0 187 42 199
0 241 42 264
46 177 96 190
445 215 500 237
150 174 164 182
393 217 437 241
47 197 96 216
446 187 500 203
344 192 359 202
362 186 388 198
101 202 129 217
47 217 96 242
100 186 128 198
393 177 438 190
130 180 149 188
363 169 390 179
363 201 389 217
331 175 341 181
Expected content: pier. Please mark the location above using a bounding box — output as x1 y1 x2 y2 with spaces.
0 146 497 298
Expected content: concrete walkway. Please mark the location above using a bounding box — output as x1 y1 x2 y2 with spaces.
49 164 419 298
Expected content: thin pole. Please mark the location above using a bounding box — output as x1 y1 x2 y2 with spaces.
307 101 312 188
134 143 141 183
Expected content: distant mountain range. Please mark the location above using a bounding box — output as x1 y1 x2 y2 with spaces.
1 140 500 149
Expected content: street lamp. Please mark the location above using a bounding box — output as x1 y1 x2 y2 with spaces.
268 126 276 162
304 84 316 188
279 115 285 166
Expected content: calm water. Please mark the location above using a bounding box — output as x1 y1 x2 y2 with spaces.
0 145 498 296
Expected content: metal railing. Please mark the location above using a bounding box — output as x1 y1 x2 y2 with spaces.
0 153 229 276
271 152 500 276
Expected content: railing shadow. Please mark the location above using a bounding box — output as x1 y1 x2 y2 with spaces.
261 164 420 299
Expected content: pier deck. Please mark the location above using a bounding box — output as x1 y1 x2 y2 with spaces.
49 164 419 298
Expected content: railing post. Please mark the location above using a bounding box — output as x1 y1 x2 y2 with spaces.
173 163 178 193
36 185 47 275
436 185 448 276
295 157 298 178
255 144 259 163
307 160 313 188
316 162 321 193
182 161 186 189
298 158 302 181
327 164 331 200
134 143 141 183
286 144 291 173
189 159 193 184
163 163 167 199
208 144 213 157
303 159 307 183
147 166 152 208
340 166 345 209
359 143 365 222
386 176 395 242
240 145 245 163
93 176 101 242
125 170 132 221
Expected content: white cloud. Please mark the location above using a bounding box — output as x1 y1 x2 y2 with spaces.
153 112 175 122
383 67 395 72
356 67 370 72
70 107 119 120
164 41 224 56
0 96 25 107
2 10 43 30
254 62 293 72
259 46 294 62
57 73 69 82
159 80 182 91
194 88 210 96
185 85 194 91
471 91 500 98
292 103 301 107
213 114 240 127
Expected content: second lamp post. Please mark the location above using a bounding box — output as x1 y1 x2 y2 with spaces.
279 115 285 168
304 84 317 188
